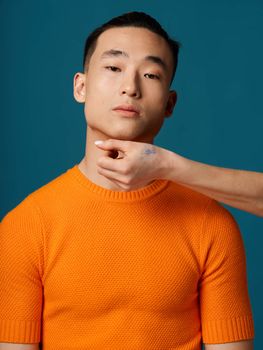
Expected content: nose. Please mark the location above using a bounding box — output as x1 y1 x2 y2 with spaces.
119 71 141 98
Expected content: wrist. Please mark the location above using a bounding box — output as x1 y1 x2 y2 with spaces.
159 148 190 182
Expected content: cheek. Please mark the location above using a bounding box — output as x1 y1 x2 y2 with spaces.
85 79 111 110
146 89 168 113
87 73 118 103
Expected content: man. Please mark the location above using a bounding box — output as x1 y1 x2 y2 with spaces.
0 12 254 349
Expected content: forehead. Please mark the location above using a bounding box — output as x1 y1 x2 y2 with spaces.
92 26 173 68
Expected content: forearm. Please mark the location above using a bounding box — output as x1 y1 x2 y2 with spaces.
162 150 263 217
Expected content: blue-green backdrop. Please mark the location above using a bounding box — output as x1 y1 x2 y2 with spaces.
1 0 262 347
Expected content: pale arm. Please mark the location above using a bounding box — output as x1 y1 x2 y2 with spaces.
204 339 253 349
0 343 39 349
165 151 263 217
94 140 263 217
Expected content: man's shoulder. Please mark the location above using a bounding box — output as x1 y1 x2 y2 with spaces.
29 165 74 201
2 165 76 223
167 183 243 252
167 180 210 201
166 180 213 212
166 180 237 225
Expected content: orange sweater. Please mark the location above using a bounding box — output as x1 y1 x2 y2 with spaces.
0 164 254 349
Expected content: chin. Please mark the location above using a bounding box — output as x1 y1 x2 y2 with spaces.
100 129 140 141
88 124 155 142
109 132 151 142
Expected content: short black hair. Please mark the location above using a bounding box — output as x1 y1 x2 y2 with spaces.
82 11 181 85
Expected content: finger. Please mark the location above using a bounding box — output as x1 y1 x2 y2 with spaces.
94 139 130 155
97 167 128 186
97 156 126 172
97 165 151 189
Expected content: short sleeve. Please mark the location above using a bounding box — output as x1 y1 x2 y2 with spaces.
0 196 44 343
199 200 254 344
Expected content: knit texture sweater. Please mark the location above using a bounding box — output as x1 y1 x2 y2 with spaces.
0 164 254 349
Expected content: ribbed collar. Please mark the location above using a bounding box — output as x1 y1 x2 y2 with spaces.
69 164 169 202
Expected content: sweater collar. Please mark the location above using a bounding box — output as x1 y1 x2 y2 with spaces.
69 164 169 202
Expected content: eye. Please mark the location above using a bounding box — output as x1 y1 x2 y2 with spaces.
144 73 160 80
105 66 121 72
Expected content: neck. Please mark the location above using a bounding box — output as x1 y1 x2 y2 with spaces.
78 127 155 191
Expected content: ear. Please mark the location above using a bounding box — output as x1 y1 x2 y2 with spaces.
73 72 86 103
164 90 177 118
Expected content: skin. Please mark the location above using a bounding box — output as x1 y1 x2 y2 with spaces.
0 344 39 349
204 341 254 350
94 139 263 217
73 26 253 349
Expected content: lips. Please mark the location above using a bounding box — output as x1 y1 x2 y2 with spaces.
113 104 140 114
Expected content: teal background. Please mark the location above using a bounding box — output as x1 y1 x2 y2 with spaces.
1 0 262 347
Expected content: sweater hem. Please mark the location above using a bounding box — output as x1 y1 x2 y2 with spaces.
0 319 41 343
202 314 254 343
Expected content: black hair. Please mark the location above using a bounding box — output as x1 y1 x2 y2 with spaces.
82 11 181 85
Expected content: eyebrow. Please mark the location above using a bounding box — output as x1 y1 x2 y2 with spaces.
100 49 168 72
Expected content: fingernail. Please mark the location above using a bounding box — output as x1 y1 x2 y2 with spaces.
94 140 104 145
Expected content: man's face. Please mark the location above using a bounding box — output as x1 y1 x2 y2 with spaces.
74 26 177 143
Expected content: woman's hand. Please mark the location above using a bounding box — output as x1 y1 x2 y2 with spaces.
94 139 179 190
